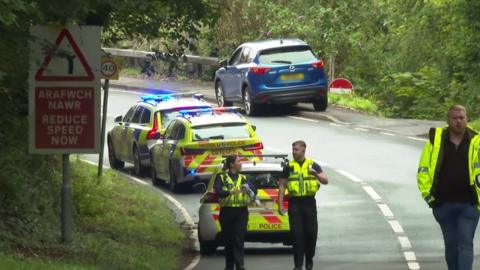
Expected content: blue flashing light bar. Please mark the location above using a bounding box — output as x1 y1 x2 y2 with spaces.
178 107 241 117
141 94 172 103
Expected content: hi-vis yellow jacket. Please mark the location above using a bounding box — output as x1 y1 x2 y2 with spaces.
417 127 480 209
287 158 320 197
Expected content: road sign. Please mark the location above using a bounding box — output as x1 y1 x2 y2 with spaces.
101 56 120 80
329 78 353 94
29 26 101 154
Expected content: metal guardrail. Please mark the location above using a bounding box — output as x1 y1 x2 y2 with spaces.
102 47 220 66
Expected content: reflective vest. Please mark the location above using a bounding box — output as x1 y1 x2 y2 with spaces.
286 158 320 197
417 127 480 209
219 173 250 207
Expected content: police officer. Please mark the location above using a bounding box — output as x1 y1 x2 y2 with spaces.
214 155 257 270
417 105 480 270
278 140 328 270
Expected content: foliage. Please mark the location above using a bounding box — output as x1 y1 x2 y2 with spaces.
0 160 184 270
329 93 379 115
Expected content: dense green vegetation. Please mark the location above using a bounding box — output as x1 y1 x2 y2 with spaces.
194 0 480 120
0 159 185 270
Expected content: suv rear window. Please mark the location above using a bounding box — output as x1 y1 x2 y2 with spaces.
192 124 250 141
258 46 316 65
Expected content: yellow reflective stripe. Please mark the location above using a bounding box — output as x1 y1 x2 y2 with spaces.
418 167 429 173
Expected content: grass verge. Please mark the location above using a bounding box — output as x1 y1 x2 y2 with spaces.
0 158 185 270
328 93 379 115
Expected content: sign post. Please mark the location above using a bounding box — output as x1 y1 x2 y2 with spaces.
29 26 101 243
97 55 120 178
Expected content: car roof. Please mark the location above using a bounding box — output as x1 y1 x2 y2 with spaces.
139 97 210 111
240 39 309 51
179 111 248 127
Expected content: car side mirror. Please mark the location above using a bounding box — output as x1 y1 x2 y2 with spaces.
193 182 207 194
151 132 163 140
252 125 257 131
219 59 227 68
114 115 123 122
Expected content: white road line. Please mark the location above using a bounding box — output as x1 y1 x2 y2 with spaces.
329 123 344 127
336 170 364 183
398 236 412 249
408 136 428 142
363 186 382 200
404 251 417 261
287 115 319 123
377 203 394 218
380 132 395 136
354 127 369 132
388 220 405 234
407 262 421 270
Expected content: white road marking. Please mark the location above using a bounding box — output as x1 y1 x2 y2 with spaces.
336 170 364 183
408 262 421 270
408 136 428 142
388 220 405 233
404 251 417 261
287 115 319 123
398 236 412 249
377 203 394 218
354 127 369 132
329 123 344 127
380 132 395 136
363 186 382 200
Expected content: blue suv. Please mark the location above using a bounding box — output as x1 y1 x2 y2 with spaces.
214 39 328 115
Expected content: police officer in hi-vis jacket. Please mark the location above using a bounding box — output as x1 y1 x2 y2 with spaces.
278 140 329 270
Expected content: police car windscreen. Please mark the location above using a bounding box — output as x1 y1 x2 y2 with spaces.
192 123 250 141
258 46 316 65
244 172 281 189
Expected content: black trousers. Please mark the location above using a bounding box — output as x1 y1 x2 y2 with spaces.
219 206 248 270
288 196 318 268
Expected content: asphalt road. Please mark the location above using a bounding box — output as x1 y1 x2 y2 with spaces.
83 87 480 270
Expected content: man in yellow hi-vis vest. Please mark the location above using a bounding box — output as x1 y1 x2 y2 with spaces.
417 105 480 270
278 140 328 270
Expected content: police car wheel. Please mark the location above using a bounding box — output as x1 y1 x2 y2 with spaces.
169 165 179 192
150 157 163 186
133 146 147 176
243 86 259 116
108 138 124 169
313 96 328 112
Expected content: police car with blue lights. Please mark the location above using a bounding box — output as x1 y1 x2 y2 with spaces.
149 107 264 192
107 93 211 176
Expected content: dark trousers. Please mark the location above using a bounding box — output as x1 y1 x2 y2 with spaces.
219 206 248 270
433 202 480 270
288 196 318 268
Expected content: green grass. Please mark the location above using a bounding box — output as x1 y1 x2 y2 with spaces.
471 117 480 132
0 159 185 270
328 93 379 114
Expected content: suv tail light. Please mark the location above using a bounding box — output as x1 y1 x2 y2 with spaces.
312 60 324 69
250 67 272 75
146 114 160 140
181 148 205 155
202 192 218 203
243 142 264 151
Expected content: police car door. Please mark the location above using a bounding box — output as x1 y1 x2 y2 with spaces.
158 121 180 179
125 106 144 162
112 105 136 161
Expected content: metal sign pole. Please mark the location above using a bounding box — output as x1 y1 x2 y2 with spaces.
61 154 73 243
97 78 110 178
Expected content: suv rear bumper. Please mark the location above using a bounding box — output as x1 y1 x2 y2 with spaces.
253 86 327 104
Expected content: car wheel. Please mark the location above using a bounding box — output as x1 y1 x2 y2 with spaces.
243 86 259 116
150 155 163 186
133 146 147 176
215 81 232 107
313 96 328 112
169 164 180 192
108 138 124 170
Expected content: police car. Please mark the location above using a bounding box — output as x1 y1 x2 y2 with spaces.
197 155 291 255
149 107 263 191
107 93 211 176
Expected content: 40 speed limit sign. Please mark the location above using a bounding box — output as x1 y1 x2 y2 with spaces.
101 56 121 80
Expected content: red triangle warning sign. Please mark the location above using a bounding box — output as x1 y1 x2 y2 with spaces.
35 28 94 81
